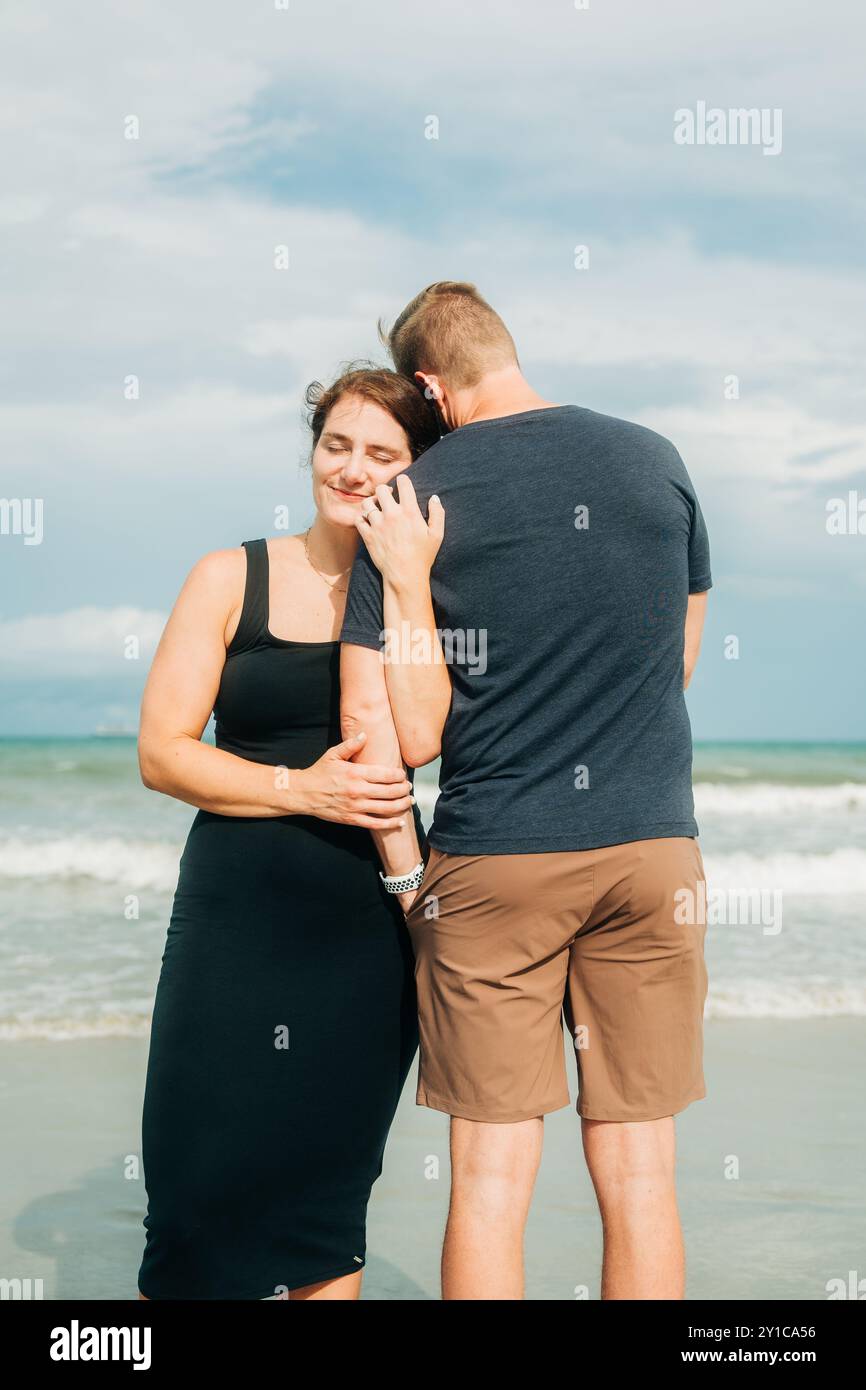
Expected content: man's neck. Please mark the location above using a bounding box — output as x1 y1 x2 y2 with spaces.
454 367 559 428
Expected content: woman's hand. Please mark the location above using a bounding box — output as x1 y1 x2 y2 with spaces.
290 731 415 829
355 475 445 592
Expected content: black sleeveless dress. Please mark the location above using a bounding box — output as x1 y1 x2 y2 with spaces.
138 539 421 1299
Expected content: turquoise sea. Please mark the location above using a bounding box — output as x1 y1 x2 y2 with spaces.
1 736 864 1302
0 738 865 1039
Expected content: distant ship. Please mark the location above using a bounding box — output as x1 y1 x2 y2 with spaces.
94 724 138 738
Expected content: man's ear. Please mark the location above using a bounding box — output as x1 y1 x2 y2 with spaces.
415 370 442 406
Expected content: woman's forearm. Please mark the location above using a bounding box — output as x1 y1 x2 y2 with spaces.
381 577 452 767
139 733 303 817
340 640 425 914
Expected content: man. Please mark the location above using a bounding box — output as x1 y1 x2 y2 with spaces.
339 281 711 1300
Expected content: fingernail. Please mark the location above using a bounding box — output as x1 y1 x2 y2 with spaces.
410 795 416 804
355 731 366 740
431 494 440 503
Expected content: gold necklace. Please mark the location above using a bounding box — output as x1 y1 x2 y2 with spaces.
303 527 351 593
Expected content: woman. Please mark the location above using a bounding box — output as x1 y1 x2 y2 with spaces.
137 367 438 1301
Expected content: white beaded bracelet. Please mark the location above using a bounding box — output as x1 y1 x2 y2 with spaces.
379 861 425 895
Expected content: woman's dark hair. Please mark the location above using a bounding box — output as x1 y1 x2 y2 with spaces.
304 362 440 461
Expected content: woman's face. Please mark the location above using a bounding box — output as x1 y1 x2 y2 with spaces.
312 394 413 528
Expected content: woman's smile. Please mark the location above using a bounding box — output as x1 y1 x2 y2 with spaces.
330 484 371 501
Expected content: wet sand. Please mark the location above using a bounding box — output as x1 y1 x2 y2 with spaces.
1 1020 862 1300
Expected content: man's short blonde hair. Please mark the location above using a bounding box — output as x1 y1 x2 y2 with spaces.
381 281 518 389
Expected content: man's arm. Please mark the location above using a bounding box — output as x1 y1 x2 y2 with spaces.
684 591 708 689
340 641 424 912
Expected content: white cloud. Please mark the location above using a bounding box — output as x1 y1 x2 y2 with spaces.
0 193 48 225
637 399 866 485
0 607 166 676
1 0 862 215
0 0 863 656
508 230 866 373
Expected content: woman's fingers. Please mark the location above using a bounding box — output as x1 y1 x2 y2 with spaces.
358 795 414 815
360 765 411 785
353 497 381 535
360 781 413 802
427 493 445 542
352 814 411 830
329 731 367 760
394 474 420 513
374 482 399 513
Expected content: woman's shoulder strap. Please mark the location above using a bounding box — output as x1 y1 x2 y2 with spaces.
226 538 269 653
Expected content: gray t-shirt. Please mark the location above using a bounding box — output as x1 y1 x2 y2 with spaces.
341 404 712 855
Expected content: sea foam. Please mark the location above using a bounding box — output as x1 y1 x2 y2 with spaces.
0 835 180 892
2 980 865 1036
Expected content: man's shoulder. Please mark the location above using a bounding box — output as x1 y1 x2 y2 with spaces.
406 405 685 481
410 431 457 470
574 406 681 462
401 432 459 497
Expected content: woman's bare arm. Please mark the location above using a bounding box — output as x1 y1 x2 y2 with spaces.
139 549 413 826
684 591 708 689
340 641 425 913
381 571 452 767
355 476 452 766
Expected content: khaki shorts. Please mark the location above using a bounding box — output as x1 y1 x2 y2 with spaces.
406 837 708 1124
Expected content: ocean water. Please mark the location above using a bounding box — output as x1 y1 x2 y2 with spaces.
0 738 864 1040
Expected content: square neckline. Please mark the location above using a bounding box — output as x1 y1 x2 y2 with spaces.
263 538 342 649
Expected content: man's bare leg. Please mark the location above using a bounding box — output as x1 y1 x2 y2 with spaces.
442 1116 543 1300
581 1115 684 1299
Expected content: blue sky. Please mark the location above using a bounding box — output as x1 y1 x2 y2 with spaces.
1 0 864 738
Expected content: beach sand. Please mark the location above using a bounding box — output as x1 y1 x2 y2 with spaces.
1 1020 862 1301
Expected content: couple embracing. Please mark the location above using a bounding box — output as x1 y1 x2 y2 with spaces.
137 281 712 1301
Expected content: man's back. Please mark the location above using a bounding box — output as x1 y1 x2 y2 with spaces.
342 403 712 854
